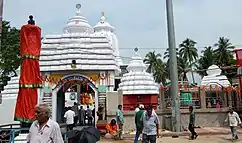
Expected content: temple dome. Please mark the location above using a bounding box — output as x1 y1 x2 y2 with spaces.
93 12 114 32
201 64 231 87
118 48 159 95
63 4 93 34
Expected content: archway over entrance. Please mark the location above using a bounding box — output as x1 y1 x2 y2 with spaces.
51 74 98 125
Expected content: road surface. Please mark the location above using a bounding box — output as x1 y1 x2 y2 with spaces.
98 134 241 143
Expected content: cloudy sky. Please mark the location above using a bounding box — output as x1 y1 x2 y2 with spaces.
3 0 242 64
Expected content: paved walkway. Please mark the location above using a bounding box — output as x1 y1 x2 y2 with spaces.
123 127 242 138
98 134 240 143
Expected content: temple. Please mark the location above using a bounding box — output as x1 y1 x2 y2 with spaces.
201 65 230 87
0 4 122 125
118 48 159 110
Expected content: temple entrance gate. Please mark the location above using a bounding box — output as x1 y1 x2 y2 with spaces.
51 74 98 125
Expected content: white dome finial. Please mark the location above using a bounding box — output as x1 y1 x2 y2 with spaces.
76 4 81 16
101 11 106 21
134 47 139 56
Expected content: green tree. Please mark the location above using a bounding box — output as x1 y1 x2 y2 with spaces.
214 37 235 66
0 21 20 87
144 51 161 73
144 51 166 83
152 59 166 83
163 47 179 60
179 38 198 84
197 46 215 77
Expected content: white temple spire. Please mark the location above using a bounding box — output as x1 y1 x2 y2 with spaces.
118 48 159 95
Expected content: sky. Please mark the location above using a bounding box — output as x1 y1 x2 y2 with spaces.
3 0 242 64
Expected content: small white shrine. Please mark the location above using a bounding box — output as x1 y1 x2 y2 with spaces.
201 65 231 87
118 48 159 110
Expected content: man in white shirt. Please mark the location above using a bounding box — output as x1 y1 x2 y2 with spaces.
224 107 242 140
64 107 75 131
27 104 64 143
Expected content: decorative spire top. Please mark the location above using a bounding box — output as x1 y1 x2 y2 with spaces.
76 4 81 16
134 47 138 52
100 11 106 22
134 47 139 56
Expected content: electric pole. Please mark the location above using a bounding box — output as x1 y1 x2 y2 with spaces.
0 0 3 36
165 0 181 132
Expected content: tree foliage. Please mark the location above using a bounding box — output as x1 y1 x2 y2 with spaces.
144 37 236 85
0 21 20 87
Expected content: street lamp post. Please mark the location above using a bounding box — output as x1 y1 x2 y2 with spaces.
165 0 181 132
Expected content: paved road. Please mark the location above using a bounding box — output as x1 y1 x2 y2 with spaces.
98 134 241 143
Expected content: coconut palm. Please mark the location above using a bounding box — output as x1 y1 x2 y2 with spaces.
197 46 215 77
179 38 198 84
214 37 235 66
153 59 166 83
144 51 162 73
163 47 179 60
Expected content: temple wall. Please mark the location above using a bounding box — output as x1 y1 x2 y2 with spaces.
106 89 230 132
106 109 228 132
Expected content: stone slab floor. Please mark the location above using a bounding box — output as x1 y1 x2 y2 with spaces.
98 134 242 143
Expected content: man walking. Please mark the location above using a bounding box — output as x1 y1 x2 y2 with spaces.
64 107 75 131
116 104 124 139
224 107 241 140
140 104 159 143
72 102 79 126
134 104 144 143
188 106 198 140
78 106 86 126
27 104 64 143
86 105 93 126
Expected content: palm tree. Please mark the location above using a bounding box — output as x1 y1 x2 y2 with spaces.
153 59 166 83
214 37 235 66
144 51 161 73
179 38 198 84
197 46 215 77
163 47 179 60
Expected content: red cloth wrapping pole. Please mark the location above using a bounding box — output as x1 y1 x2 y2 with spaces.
14 24 42 123
14 89 38 122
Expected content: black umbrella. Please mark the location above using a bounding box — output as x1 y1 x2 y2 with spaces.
67 126 101 143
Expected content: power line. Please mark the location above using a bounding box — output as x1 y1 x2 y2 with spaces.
119 45 242 50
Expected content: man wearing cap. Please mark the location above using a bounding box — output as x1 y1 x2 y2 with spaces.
134 104 144 143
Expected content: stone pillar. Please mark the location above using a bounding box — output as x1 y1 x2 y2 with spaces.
228 91 232 107
222 90 228 107
52 89 57 121
160 89 165 109
200 89 206 109
77 84 81 104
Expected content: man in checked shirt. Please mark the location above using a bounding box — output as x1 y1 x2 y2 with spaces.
140 104 159 143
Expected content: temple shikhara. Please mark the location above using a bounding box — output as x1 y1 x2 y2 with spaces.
118 48 159 111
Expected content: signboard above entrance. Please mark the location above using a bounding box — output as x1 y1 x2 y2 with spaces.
54 74 96 90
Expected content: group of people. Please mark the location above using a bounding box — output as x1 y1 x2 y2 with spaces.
105 104 160 143
22 102 242 142
64 102 94 131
